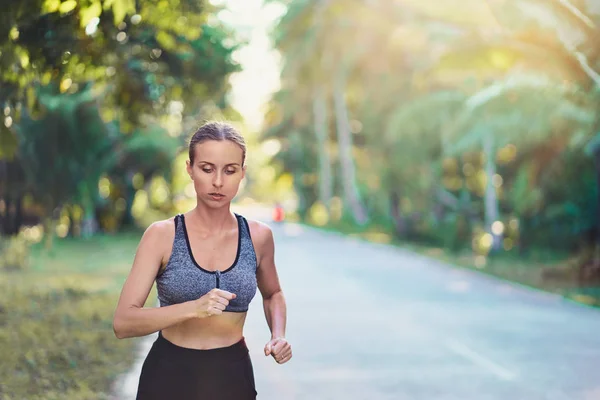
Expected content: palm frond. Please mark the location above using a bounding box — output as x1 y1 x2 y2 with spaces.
444 73 595 155
385 90 467 142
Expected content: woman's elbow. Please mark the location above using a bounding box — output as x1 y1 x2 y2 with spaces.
113 319 124 339
113 314 132 339
263 290 285 301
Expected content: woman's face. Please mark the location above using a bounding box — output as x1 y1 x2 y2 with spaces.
186 140 245 207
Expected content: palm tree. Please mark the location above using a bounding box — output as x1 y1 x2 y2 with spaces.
444 73 594 251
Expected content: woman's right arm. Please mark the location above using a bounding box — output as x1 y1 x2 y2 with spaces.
112 220 197 339
113 219 237 339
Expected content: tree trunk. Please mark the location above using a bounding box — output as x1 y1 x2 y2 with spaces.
2 196 11 235
313 86 333 209
289 131 307 217
13 194 22 235
121 178 136 228
43 216 54 251
293 170 307 218
0 206 4 235
81 184 98 238
0 195 23 235
333 70 368 225
483 134 502 252
389 190 409 237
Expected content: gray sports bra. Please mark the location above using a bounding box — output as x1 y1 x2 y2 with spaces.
156 213 258 312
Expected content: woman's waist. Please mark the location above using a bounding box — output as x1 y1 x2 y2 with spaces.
161 312 246 350
155 331 249 363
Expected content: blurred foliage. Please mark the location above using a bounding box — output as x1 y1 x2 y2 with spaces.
0 235 29 271
264 0 600 283
0 284 134 399
0 232 142 399
16 84 115 222
0 0 242 240
0 0 240 124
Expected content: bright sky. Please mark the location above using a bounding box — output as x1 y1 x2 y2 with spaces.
213 0 286 132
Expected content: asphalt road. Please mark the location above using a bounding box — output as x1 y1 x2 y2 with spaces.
113 218 600 400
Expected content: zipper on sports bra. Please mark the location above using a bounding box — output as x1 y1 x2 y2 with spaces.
215 270 221 289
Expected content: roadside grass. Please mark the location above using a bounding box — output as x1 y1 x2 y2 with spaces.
0 232 150 400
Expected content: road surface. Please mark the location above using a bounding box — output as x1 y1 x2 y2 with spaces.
112 218 600 400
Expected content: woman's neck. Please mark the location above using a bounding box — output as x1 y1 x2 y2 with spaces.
188 204 235 234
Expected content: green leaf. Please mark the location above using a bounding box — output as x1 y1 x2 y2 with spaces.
111 0 135 25
103 0 115 10
0 125 18 160
79 0 102 28
156 31 177 50
510 163 543 215
443 73 593 156
59 0 78 14
42 0 61 13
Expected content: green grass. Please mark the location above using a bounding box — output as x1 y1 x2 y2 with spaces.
0 232 146 400
305 220 600 309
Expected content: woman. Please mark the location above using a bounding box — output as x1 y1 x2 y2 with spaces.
113 121 291 400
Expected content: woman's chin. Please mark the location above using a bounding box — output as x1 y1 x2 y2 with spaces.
202 197 230 208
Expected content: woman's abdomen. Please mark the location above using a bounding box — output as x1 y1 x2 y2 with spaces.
161 311 247 350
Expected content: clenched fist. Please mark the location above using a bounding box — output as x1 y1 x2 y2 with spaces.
264 337 292 364
193 288 236 318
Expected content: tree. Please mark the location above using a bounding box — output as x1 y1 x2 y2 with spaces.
0 0 242 239
266 0 600 267
15 83 116 246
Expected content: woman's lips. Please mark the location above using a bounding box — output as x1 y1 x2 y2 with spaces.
208 193 225 201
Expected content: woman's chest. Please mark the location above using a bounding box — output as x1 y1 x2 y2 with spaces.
188 233 240 272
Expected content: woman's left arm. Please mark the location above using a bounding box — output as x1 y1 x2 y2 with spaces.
252 221 292 365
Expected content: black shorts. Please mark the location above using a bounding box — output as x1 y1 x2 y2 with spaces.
136 332 258 400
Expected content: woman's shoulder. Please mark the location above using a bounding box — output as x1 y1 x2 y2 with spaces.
140 216 178 244
242 217 274 246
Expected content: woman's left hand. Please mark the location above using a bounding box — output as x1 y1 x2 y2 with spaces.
264 337 292 364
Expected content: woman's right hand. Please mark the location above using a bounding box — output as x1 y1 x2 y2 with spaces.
193 289 237 318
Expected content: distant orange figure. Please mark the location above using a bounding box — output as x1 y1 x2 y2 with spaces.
272 203 285 222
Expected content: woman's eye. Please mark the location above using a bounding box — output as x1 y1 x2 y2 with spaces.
202 168 212 173
226 169 236 175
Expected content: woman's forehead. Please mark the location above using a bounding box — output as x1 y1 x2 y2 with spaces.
193 140 243 163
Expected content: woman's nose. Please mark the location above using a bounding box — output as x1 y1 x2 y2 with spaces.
213 172 224 187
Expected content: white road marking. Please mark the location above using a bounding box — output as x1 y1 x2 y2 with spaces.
445 339 517 381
